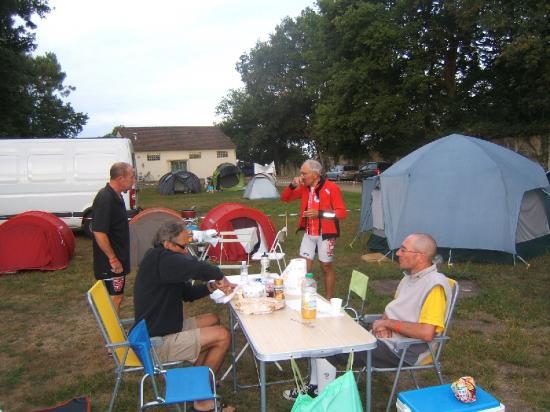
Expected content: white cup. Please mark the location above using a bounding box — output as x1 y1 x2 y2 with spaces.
330 298 343 314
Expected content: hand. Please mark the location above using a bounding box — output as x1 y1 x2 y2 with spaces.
372 319 392 338
291 176 302 187
215 277 236 294
109 257 123 274
302 209 319 218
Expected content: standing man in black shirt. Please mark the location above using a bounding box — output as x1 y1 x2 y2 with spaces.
92 162 135 312
133 220 235 412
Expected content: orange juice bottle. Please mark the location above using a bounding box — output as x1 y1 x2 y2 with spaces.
301 273 317 320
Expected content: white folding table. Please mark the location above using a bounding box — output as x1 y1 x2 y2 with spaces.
226 282 377 412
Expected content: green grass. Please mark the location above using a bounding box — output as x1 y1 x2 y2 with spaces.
0 187 549 411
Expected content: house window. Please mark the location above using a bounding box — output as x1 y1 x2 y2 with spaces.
217 151 228 158
189 152 202 159
171 160 187 172
147 153 160 161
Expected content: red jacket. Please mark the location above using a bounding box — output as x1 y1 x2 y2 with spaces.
281 177 347 239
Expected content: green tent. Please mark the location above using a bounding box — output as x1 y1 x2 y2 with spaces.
211 163 244 191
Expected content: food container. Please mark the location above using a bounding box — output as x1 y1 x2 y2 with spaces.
180 209 197 218
242 282 266 298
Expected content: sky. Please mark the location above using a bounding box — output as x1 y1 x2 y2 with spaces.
33 0 316 137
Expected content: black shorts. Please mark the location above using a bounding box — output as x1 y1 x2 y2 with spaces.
99 275 126 296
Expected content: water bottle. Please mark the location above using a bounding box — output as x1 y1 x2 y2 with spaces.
301 273 317 320
240 261 249 286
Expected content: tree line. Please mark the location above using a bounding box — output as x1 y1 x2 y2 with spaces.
216 0 549 167
0 0 87 138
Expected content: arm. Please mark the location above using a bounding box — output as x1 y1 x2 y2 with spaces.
281 177 305 202
181 276 235 302
159 252 225 284
373 285 446 341
93 231 123 274
373 318 436 341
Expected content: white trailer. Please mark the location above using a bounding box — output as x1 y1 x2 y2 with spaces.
0 138 139 235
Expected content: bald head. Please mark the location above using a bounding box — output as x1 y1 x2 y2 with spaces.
410 233 437 259
397 233 438 273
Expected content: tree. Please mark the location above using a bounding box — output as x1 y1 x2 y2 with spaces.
0 0 88 137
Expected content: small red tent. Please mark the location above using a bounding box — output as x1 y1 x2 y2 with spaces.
0 211 75 274
200 203 276 263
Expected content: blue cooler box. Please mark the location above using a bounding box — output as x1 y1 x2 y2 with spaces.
396 384 505 412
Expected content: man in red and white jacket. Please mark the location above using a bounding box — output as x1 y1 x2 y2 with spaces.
281 159 347 299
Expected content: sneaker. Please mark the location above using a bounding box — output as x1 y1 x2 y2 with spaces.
282 384 318 401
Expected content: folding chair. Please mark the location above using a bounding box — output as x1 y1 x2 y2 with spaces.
362 279 460 412
128 319 217 411
86 281 180 412
252 226 287 274
217 228 256 270
342 269 369 321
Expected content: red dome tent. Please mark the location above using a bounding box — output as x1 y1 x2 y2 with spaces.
0 211 75 274
200 203 276 263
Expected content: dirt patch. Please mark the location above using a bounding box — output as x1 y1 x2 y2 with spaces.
370 279 481 298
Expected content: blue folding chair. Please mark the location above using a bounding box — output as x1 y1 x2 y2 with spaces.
128 319 218 411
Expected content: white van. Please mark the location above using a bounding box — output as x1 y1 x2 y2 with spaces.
0 138 139 235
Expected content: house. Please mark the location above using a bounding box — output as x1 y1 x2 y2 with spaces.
116 126 237 181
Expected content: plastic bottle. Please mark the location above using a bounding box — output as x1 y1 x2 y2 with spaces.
240 261 249 286
301 273 317 320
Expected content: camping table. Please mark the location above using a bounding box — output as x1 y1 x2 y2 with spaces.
226 276 377 412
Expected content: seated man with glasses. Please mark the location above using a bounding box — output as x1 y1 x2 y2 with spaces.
133 220 235 412
283 233 452 401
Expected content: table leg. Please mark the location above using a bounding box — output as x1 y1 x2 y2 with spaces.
260 360 267 412
366 349 372 412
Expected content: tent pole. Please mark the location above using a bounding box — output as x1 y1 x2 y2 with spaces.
515 254 530 269
447 249 453 267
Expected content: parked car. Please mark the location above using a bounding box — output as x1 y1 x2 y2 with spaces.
355 161 393 181
325 165 358 181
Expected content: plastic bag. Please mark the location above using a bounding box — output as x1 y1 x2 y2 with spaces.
282 258 307 295
290 354 363 412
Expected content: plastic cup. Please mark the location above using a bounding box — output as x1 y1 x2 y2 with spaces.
330 298 342 314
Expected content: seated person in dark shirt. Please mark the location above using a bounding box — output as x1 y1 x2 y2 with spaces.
133 220 235 412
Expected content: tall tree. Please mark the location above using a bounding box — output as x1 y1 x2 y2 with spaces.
0 0 88 137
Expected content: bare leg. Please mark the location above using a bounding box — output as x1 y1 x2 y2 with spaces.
320 262 336 300
110 294 123 313
306 258 314 273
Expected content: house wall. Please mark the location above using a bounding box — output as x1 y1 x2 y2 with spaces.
135 149 237 181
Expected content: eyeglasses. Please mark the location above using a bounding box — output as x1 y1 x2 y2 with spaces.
171 240 188 250
398 245 424 254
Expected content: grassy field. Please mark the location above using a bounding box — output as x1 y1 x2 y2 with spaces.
0 187 549 411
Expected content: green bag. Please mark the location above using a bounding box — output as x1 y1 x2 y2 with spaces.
290 353 363 412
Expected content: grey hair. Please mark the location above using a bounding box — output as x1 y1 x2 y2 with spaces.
110 162 133 179
153 220 188 246
302 159 323 175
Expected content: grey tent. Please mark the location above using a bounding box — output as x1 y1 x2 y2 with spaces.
243 173 279 200
359 134 550 261
158 171 201 195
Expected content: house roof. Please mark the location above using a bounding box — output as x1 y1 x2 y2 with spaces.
116 126 236 152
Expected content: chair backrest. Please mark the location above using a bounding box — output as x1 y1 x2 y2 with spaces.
349 270 369 301
343 270 369 320
417 278 459 366
268 227 287 255
86 280 141 368
127 319 155 376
